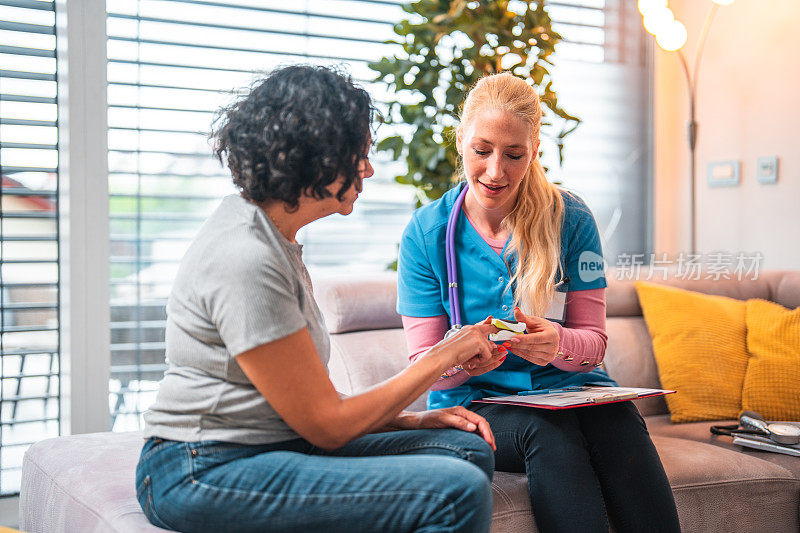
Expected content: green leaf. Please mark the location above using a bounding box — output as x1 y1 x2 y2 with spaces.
376 136 406 159
373 0 579 204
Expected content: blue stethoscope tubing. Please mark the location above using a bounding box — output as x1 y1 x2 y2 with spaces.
445 183 469 330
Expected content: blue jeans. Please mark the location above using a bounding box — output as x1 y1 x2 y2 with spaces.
471 401 680 533
136 429 494 533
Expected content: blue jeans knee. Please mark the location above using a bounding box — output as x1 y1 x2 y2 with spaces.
431 457 493 533
440 429 495 480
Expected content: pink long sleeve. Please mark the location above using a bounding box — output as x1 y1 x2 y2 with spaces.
401 289 608 383
549 288 608 372
401 315 471 390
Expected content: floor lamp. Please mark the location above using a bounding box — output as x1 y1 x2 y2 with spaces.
637 0 735 254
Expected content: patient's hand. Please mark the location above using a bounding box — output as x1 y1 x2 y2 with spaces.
395 407 496 450
462 348 506 376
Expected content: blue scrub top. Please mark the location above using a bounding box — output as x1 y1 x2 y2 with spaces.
397 182 617 409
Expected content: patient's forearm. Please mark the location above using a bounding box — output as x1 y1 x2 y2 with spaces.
402 314 470 389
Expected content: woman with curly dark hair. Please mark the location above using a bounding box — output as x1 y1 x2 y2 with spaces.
134 65 506 533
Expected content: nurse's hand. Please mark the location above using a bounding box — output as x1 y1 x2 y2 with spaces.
500 307 559 366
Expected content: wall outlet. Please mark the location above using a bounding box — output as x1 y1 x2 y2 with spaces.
707 160 740 187
757 156 778 184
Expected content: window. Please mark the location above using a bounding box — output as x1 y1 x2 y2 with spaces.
104 0 650 431
0 0 60 496
0 2 650 501
540 0 652 262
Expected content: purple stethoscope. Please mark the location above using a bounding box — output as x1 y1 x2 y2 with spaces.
444 183 470 338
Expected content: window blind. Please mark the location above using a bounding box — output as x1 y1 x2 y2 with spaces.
0 0 60 496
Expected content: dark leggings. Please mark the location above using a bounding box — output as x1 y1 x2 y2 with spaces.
470 401 680 533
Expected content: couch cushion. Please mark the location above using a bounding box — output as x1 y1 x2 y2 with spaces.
490 471 536 533
636 282 749 423
605 269 796 317
646 414 800 479
21 425 800 533
743 299 800 420
328 328 427 411
314 272 402 334
18 431 539 533
20 432 167 533
770 271 800 310
489 428 800 533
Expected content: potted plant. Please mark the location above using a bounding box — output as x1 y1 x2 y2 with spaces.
370 0 580 206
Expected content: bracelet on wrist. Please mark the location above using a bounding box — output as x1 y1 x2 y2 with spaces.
440 365 464 379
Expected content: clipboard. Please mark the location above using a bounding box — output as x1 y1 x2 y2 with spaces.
472 386 675 410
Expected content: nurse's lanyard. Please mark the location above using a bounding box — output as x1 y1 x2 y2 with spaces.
444 184 469 338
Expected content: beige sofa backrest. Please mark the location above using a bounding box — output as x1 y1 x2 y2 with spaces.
315 270 800 415
313 273 425 409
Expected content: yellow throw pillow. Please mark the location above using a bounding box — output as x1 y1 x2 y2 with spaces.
742 299 800 421
635 282 749 422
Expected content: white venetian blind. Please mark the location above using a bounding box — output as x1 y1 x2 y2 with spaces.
0 0 60 496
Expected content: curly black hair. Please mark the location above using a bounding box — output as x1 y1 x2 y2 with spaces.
211 65 374 209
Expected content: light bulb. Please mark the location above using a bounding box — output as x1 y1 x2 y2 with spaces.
656 20 688 51
712 0 735 5
638 0 667 16
643 6 675 35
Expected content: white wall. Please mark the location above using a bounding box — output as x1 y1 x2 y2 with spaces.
654 0 800 268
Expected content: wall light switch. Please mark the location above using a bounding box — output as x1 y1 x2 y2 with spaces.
707 160 740 187
757 156 778 184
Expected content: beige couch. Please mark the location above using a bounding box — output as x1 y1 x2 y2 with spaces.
317 270 800 533
20 270 800 532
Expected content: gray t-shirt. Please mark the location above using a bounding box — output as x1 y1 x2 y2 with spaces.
143 194 330 444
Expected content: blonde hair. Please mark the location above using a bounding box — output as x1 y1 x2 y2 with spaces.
458 73 565 317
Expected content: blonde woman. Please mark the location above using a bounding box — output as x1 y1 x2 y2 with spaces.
397 73 680 532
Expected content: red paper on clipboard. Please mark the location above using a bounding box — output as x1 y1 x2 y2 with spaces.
472 386 675 410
